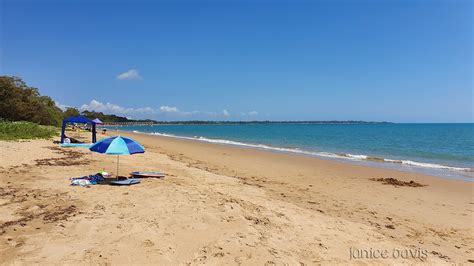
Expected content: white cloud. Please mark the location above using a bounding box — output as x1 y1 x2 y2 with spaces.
242 111 258 116
55 101 68 111
248 111 258 115
160 106 179 113
80 99 157 115
78 99 231 119
117 69 142 80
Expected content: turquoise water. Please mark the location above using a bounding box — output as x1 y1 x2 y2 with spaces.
112 123 473 181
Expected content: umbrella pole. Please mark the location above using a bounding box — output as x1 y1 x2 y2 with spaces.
117 155 119 180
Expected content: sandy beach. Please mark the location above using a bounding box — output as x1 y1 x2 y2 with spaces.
0 131 472 264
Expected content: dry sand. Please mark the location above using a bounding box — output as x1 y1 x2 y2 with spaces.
0 131 472 265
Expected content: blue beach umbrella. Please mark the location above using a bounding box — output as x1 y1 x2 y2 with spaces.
89 136 145 178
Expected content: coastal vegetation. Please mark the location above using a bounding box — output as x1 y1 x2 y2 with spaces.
0 76 64 126
0 75 153 126
0 121 58 140
81 110 156 123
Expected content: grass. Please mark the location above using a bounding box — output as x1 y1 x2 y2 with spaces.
0 121 59 141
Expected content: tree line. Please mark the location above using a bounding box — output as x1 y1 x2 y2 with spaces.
0 76 147 126
0 76 64 126
1 75 390 126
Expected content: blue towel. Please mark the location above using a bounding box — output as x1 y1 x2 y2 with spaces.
70 174 105 185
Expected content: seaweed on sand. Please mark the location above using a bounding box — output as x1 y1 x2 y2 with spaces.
370 177 426 187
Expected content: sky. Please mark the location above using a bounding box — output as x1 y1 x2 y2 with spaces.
1 0 472 122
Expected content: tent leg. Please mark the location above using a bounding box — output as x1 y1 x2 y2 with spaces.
92 123 97 143
60 121 66 143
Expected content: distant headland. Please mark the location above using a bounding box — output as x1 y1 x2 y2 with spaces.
101 120 392 125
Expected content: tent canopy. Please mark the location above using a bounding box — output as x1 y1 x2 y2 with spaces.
61 116 97 143
92 118 103 124
63 116 94 124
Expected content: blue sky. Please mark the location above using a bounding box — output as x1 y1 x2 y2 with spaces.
1 0 472 122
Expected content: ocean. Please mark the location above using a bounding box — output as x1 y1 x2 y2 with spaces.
112 123 473 181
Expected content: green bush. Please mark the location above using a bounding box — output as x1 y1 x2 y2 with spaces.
0 122 59 141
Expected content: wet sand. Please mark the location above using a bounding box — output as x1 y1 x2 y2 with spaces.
0 131 472 264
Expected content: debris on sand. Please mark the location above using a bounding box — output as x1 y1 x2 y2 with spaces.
385 224 395 229
370 178 426 187
35 146 90 166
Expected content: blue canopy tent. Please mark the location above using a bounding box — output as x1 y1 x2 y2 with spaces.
61 116 97 144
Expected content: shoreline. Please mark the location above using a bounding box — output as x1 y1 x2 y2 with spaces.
116 128 473 182
117 130 473 186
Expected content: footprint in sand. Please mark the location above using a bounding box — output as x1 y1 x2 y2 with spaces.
213 252 225 257
142 239 155 247
234 253 252 263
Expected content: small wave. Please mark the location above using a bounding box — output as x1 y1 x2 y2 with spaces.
336 154 470 171
383 159 471 172
132 130 473 173
346 154 368 160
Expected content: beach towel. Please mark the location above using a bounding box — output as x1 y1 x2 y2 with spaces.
60 143 92 148
70 174 105 186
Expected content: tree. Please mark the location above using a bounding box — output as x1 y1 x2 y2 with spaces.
81 110 131 122
0 75 158 125
63 107 80 118
0 76 63 126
